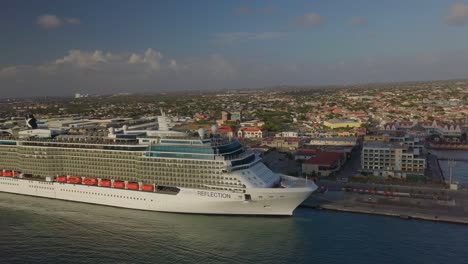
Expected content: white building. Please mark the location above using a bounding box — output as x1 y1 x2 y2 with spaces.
275 131 299 138
237 127 263 138
361 141 426 178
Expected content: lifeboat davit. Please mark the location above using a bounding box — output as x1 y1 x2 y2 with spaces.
141 184 154 192
68 176 82 184
83 177 98 186
113 180 125 189
99 179 111 187
127 182 139 190
57 175 68 183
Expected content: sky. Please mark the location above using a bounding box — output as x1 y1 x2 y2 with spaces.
1 0 468 97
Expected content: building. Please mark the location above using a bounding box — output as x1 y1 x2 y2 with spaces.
237 127 262 139
383 120 463 142
275 131 300 138
240 120 265 127
308 137 358 147
262 137 302 151
323 119 362 129
361 141 426 178
221 110 242 123
302 152 343 177
364 135 389 142
216 126 234 138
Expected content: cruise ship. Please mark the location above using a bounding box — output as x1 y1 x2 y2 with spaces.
0 114 316 216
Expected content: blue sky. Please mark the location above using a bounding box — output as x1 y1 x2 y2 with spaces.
1 0 468 96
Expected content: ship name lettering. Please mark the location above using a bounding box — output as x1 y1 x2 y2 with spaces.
197 191 231 199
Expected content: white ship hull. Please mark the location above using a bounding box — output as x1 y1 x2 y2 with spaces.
0 176 315 216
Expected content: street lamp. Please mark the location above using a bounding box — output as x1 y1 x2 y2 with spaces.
448 159 456 188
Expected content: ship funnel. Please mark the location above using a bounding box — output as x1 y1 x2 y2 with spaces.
26 113 38 129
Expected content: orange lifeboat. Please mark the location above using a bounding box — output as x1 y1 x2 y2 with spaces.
99 179 111 187
0 171 3 176
141 184 154 192
13 172 20 177
83 177 98 186
68 176 82 184
3 171 13 177
127 182 139 190
113 180 125 189
57 175 68 183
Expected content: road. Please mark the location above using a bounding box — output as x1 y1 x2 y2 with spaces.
336 147 361 179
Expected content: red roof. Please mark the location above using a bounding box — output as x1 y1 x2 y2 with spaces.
304 152 340 166
218 126 233 133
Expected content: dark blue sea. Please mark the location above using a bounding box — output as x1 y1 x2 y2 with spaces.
1 193 467 264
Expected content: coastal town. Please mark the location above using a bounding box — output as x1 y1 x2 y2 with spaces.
1 80 467 183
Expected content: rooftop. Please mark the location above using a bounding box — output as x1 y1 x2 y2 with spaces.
304 152 341 166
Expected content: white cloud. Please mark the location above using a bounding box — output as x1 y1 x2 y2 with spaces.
54 50 111 67
295 13 323 28
0 66 19 77
128 54 143 64
169 60 179 71
143 48 163 71
447 3 468 26
37 14 61 29
36 14 80 29
127 49 164 71
0 49 239 96
3 48 468 97
350 16 368 26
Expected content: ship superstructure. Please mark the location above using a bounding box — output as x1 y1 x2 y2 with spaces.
0 116 316 215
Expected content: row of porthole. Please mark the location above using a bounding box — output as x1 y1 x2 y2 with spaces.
28 185 53 190
59 189 152 201
1 178 17 181
1 182 19 186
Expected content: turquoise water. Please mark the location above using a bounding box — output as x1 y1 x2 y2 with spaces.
1 193 467 264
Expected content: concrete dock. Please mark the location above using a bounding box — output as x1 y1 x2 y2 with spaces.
303 188 468 225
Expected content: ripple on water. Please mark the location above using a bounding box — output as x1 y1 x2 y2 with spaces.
1 193 468 264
